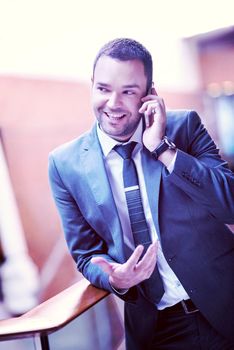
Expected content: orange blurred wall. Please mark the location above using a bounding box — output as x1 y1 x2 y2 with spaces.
0 76 94 299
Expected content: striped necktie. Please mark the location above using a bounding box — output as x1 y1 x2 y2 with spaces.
114 142 164 304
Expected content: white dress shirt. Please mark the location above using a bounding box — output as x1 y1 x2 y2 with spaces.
97 120 189 309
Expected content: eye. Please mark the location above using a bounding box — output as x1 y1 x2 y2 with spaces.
97 86 109 93
123 90 135 95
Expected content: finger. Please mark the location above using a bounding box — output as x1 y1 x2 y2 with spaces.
144 113 150 128
126 245 144 269
141 94 159 103
136 243 157 268
135 242 158 270
91 257 114 274
142 102 161 125
139 99 162 114
141 102 160 128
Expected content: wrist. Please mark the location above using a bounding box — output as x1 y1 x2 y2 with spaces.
146 139 162 152
109 277 129 294
158 149 177 168
151 136 176 160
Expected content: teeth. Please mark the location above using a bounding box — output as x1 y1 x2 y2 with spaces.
105 112 125 119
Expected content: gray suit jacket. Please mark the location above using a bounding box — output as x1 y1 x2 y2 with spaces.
49 110 234 344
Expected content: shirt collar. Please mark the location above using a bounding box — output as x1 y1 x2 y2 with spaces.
97 119 143 157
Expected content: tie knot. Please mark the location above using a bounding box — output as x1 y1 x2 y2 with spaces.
114 142 137 159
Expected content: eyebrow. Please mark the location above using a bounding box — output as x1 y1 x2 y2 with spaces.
122 84 141 89
96 82 140 89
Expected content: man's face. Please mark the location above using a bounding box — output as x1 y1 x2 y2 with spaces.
92 55 148 141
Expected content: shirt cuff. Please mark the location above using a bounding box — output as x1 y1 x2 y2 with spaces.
110 284 129 295
166 150 178 173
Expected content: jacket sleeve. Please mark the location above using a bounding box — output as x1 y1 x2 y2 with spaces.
168 110 234 223
48 154 138 302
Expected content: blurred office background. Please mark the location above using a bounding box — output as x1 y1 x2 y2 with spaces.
0 0 233 348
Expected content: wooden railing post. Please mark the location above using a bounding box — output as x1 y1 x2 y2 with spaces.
40 334 50 350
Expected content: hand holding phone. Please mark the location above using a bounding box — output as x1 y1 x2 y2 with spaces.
139 84 166 151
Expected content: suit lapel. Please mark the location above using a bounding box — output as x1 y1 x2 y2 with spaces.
142 148 163 241
81 126 126 262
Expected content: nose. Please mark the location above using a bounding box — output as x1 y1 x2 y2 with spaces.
106 92 122 109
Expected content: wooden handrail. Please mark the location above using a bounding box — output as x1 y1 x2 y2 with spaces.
0 278 109 341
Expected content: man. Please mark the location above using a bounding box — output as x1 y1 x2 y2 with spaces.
48 38 234 349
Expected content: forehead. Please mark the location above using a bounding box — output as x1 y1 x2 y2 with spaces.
93 55 147 87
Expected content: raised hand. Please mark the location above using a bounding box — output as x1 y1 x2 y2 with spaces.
91 241 158 290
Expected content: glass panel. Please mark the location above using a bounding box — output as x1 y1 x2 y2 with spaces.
0 337 35 350
215 94 234 158
48 294 125 350
0 294 125 349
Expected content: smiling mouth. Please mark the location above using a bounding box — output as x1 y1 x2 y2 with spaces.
104 112 126 120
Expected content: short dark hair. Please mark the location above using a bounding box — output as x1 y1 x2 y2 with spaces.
93 38 153 92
